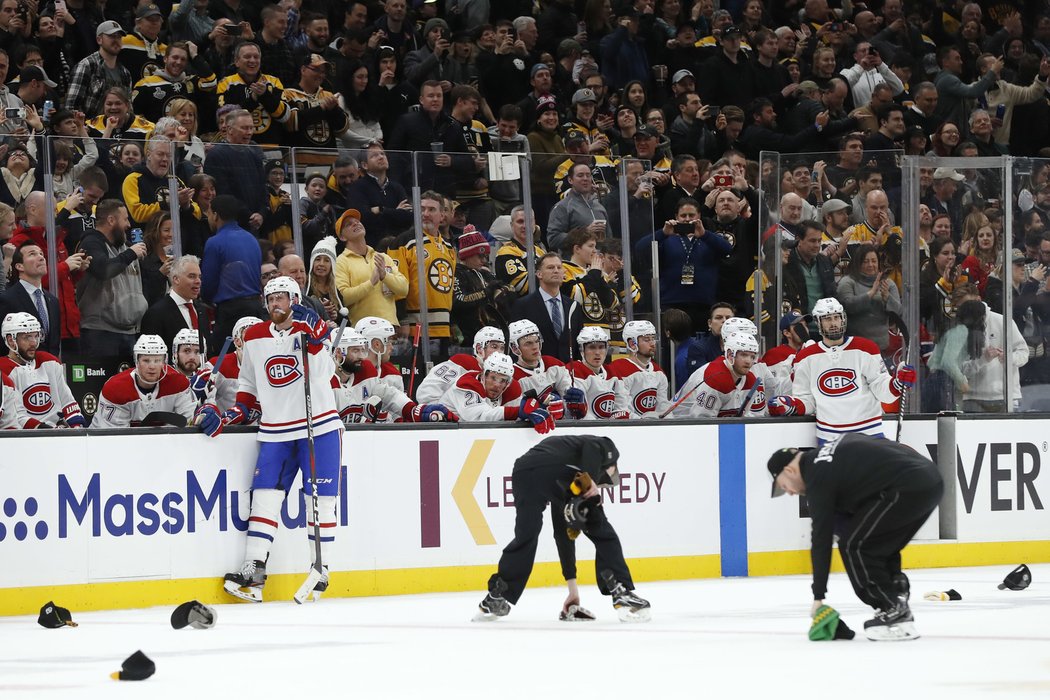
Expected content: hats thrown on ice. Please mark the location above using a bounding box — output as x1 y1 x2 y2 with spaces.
170 600 217 630
111 651 155 681
38 601 78 628
998 564 1032 591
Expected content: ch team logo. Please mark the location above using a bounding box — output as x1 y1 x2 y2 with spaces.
633 388 658 413
749 392 767 413
591 392 617 419
428 259 454 294
23 383 53 415
265 356 302 387
817 368 858 397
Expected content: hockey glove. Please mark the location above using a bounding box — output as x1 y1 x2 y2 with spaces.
546 396 566 420
892 364 917 396
64 415 86 428
519 396 555 434
196 403 247 438
362 395 386 423
411 403 460 422
768 395 804 416
570 471 595 496
189 367 212 401
565 387 587 419
289 304 330 346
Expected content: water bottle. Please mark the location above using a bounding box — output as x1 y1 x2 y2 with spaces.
42 99 53 125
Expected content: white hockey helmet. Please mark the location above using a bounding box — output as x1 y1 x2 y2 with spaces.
622 320 657 350
812 297 847 339
721 316 758 337
233 316 262 345
134 334 168 361
2 312 41 340
355 316 396 341
171 328 203 363
473 326 506 357
337 327 368 351
577 325 610 346
263 275 301 304
482 351 515 379
508 319 541 353
724 331 759 361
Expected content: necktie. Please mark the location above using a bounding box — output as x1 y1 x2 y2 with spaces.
549 298 562 338
33 288 48 340
185 302 198 330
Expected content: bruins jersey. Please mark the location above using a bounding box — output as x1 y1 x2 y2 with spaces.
87 114 155 141
120 32 168 81
842 220 901 248
216 73 290 146
495 239 545 295
121 165 201 227
553 155 618 197
281 86 349 149
389 232 456 338
132 70 217 124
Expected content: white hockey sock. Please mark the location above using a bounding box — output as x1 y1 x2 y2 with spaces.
245 489 284 563
306 494 338 566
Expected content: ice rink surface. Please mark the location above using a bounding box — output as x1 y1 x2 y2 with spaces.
1 564 1047 699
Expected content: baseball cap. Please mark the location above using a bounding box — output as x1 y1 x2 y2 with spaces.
530 62 551 79
135 3 162 18
767 448 801 497
170 600 217 629
933 167 965 181
572 88 597 105
564 128 588 145
820 198 852 218
38 601 77 628
335 208 363 234
303 54 333 71
19 66 57 88
721 25 742 38
998 564 1032 591
672 69 693 84
1012 248 1029 265
96 20 126 36
905 124 926 140
779 311 809 331
111 651 155 681
634 124 659 139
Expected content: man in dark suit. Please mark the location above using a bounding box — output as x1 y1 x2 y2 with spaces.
0 242 61 356
140 255 214 353
511 252 583 362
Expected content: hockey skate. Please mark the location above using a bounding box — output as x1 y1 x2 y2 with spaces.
863 602 918 641
224 560 266 603
601 570 651 623
559 604 597 622
473 578 511 622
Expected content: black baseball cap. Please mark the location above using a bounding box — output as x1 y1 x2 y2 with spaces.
170 600 218 629
767 448 801 497
111 651 155 681
998 564 1032 591
38 601 77 628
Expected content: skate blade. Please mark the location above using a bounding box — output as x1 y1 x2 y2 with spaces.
865 621 919 641
472 610 502 622
559 605 597 622
223 581 263 603
615 606 652 623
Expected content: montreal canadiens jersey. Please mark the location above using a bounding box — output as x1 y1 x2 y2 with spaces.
608 357 671 418
760 343 799 396
416 353 480 404
208 352 240 412
791 336 898 441
378 360 406 393
565 361 629 420
91 369 197 428
672 359 766 418
238 323 340 442
0 354 83 428
0 373 22 428
334 360 413 424
445 371 523 422
513 356 571 401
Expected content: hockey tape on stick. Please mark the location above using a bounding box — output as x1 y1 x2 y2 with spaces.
294 333 324 605
735 379 762 417
329 308 350 359
567 299 579 388
886 311 910 443
407 323 422 397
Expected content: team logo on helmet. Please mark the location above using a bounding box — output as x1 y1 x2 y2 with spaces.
592 392 617 419
633 388 658 413
817 368 858 397
23 383 53 415
265 356 302 387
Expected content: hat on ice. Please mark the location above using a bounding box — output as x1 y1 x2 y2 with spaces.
38 601 77 628
170 600 217 630
111 651 155 681
998 564 1032 591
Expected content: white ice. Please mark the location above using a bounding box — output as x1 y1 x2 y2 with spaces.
1 564 1048 699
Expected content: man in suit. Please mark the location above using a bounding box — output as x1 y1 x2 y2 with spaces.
140 254 213 353
511 252 583 362
0 242 62 356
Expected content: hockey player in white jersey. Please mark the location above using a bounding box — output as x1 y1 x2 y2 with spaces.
356 316 407 393
673 331 766 417
508 319 570 421
608 320 671 418
768 297 915 442
0 313 84 428
415 326 505 403
171 328 206 379
332 328 458 424
198 316 262 415
446 352 555 432
564 326 629 420
197 276 341 602
720 316 777 399
91 334 197 427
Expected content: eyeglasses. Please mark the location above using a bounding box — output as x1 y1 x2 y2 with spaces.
647 115 665 122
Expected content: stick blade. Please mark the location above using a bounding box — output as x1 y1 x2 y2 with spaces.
293 567 324 604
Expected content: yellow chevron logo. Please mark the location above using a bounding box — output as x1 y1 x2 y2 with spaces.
452 439 496 545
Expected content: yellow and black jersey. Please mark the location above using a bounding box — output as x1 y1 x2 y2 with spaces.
120 32 168 81
389 232 457 338
87 114 155 141
281 86 349 149
694 35 752 52
553 155 618 197
495 239 545 296
216 72 290 146
131 70 217 123
121 165 201 227
446 117 491 203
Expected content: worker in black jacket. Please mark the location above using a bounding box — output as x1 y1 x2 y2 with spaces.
476 435 651 622
767 434 944 641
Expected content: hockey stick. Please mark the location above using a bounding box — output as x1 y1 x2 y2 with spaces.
659 378 707 419
294 333 324 604
567 299 578 386
887 310 910 443
407 323 422 398
328 307 350 359
735 378 763 417
209 336 233 388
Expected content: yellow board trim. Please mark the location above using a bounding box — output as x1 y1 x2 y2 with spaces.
452 439 497 546
0 554 721 617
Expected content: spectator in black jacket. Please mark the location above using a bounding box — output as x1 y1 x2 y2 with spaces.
202 109 266 234
739 97 829 161
784 221 837 315
348 143 413 245
386 80 456 190
698 25 755 110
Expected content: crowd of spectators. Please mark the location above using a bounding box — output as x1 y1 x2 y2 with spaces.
1 0 1050 420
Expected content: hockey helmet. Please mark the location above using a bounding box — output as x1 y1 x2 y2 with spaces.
812 297 847 339
622 320 656 350
171 328 203 364
508 319 541 353
233 316 262 345
577 325 610 347
721 316 758 337
263 275 301 304
473 326 506 357
338 327 369 350
134 334 168 361
723 331 759 362
482 351 515 379
2 312 41 340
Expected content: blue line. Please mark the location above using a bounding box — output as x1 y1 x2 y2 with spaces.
718 423 747 577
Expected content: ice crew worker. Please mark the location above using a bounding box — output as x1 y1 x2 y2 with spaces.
478 435 651 622
768 434 944 641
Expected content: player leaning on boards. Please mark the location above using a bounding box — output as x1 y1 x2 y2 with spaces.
197 275 340 603
768 434 944 641
477 435 651 623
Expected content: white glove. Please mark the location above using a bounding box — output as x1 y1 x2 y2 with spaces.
810 599 824 617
